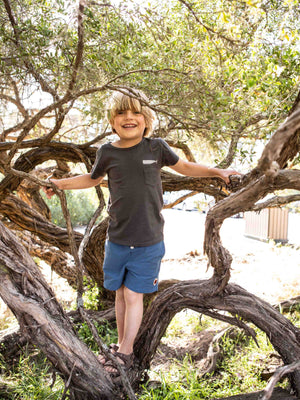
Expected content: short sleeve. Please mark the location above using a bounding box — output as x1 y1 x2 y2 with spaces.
158 139 179 167
91 147 106 179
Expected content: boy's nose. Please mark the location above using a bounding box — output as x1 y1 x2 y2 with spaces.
124 110 134 118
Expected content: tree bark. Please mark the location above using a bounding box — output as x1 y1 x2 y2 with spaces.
14 229 78 288
0 221 118 400
215 387 297 400
1 220 300 397
0 307 115 368
0 194 108 287
273 296 300 313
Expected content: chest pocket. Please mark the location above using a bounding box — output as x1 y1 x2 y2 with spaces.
143 160 158 186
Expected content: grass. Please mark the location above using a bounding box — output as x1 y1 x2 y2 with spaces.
0 351 64 400
139 310 293 400
0 320 118 400
0 308 299 399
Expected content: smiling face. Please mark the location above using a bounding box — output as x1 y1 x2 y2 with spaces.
107 90 156 142
111 109 147 143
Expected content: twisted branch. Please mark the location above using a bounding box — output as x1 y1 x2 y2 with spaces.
262 360 300 400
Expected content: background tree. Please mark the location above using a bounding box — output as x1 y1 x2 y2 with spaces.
0 0 300 398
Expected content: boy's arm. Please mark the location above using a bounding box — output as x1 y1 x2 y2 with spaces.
169 159 240 184
43 173 103 198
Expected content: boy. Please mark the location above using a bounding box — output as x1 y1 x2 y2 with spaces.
44 89 239 376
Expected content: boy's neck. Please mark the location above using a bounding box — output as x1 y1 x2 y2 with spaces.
112 137 144 148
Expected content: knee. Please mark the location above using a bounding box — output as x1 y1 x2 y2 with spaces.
124 287 143 306
116 285 125 302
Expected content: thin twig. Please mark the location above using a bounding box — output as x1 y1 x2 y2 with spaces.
54 188 84 305
51 178 137 400
262 360 300 400
65 0 85 96
61 361 77 400
78 204 104 265
252 194 300 211
178 0 241 46
79 307 137 400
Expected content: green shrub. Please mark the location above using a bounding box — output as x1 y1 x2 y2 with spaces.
82 279 104 311
41 188 103 227
75 320 118 353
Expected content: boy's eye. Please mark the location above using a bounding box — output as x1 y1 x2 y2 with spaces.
116 110 141 115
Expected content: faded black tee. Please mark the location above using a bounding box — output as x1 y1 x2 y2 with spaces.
91 137 179 246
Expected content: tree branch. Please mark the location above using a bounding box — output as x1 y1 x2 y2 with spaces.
13 229 78 288
217 113 268 169
0 93 28 119
65 1 85 97
3 0 58 99
0 221 116 399
165 139 196 162
262 360 300 400
255 108 300 178
252 193 300 211
134 280 300 396
42 102 75 144
178 0 242 46
163 190 199 209
202 166 300 291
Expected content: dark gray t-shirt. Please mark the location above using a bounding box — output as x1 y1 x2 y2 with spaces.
91 137 179 246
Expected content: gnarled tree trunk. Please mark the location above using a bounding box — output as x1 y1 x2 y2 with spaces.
1 221 300 398
0 221 117 400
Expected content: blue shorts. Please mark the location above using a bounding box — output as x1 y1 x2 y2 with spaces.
103 240 165 294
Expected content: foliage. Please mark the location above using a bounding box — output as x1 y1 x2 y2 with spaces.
75 320 118 354
82 280 103 311
0 352 64 400
0 0 299 165
287 309 300 328
41 187 101 227
0 0 300 398
140 312 290 399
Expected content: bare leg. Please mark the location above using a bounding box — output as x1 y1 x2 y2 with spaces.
105 287 143 373
98 286 125 363
118 287 143 355
115 285 126 345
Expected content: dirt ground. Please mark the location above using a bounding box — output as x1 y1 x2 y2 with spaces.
160 209 300 304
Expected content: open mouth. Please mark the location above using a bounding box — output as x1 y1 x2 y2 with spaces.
122 124 137 128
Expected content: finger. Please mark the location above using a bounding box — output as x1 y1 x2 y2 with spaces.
46 190 54 199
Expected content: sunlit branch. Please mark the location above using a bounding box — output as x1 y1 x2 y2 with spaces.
65 0 85 97
252 193 300 211
178 0 241 46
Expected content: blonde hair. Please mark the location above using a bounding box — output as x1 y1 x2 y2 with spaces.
106 89 156 136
